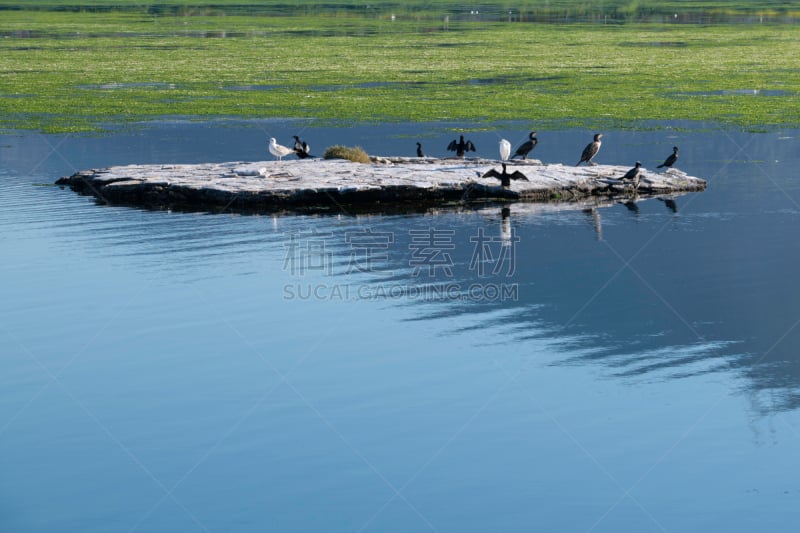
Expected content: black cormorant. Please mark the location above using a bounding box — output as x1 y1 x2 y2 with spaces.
657 146 678 169
482 163 529 187
621 161 643 190
416 142 426 158
447 135 477 158
576 133 603 166
292 135 312 159
512 131 538 159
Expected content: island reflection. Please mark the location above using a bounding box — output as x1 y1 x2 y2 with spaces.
277 198 800 415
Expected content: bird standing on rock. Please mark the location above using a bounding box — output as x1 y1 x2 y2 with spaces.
577 133 603 166
512 131 538 159
657 146 679 169
416 142 426 158
620 161 643 190
499 139 511 161
447 135 477 158
482 163 529 188
269 137 295 161
292 136 312 159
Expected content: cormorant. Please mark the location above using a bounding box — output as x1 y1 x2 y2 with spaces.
482 163 529 187
269 137 295 161
447 135 476 158
416 142 426 158
292 136 312 159
657 146 678 169
499 139 511 161
620 161 643 190
512 131 538 159
576 133 603 166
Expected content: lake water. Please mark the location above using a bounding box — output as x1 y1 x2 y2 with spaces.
1 121 799 532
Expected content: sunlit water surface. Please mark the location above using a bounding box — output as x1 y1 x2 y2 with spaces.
1 121 800 532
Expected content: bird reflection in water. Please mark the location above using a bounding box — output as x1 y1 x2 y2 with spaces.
584 207 603 241
658 197 679 213
501 206 512 247
623 196 640 215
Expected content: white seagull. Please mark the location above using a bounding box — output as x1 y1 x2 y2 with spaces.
499 138 511 161
269 137 295 161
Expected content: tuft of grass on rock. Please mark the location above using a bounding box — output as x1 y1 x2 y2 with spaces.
323 145 371 164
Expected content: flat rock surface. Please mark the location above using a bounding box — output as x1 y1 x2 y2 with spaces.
56 157 706 213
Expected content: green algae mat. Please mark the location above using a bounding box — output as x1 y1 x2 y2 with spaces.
1 1 799 132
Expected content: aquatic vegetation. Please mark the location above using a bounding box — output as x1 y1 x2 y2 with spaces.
0 3 799 132
2 0 798 21
323 145 371 163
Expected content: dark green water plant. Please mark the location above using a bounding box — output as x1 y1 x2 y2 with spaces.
1 3 798 132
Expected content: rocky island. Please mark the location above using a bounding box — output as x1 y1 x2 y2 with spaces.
56 157 707 213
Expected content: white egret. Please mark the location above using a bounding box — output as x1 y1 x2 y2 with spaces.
499 138 511 161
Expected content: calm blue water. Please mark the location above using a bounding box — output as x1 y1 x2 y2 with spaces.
1 121 800 532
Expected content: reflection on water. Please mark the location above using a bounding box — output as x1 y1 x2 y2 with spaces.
3 121 799 410
2 122 800 531
314 200 800 413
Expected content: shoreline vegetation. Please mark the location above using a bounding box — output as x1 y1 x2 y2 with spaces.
1 1 799 133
